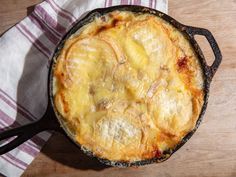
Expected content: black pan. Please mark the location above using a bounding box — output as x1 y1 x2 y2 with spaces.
0 5 222 167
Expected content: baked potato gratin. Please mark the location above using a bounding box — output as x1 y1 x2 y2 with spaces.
53 11 204 162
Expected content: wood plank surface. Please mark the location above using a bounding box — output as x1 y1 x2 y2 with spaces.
0 0 236 177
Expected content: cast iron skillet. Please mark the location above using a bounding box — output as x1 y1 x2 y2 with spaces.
0 5 222 167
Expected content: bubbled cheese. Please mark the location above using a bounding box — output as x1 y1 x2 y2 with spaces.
53 11 204 162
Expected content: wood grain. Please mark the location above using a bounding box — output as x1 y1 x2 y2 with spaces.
0 0 43 34
0 0 236 177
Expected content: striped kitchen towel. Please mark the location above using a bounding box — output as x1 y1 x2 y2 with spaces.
0 0 167 176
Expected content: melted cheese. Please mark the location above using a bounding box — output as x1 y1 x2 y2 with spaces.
53 11 204 162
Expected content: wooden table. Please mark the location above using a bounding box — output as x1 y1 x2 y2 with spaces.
1 0 236 176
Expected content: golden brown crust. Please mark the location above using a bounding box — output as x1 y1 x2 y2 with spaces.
53 11 204 162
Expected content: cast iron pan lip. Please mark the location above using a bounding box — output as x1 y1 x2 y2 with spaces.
48 5 213 167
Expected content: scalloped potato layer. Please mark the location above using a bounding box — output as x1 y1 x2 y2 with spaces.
53 11 204 162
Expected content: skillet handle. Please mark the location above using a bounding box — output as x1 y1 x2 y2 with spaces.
0 106 61 155
186 26 222 80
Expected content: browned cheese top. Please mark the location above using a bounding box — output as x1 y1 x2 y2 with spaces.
53 11 204 162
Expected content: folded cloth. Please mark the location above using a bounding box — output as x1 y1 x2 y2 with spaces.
0 0 167 176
